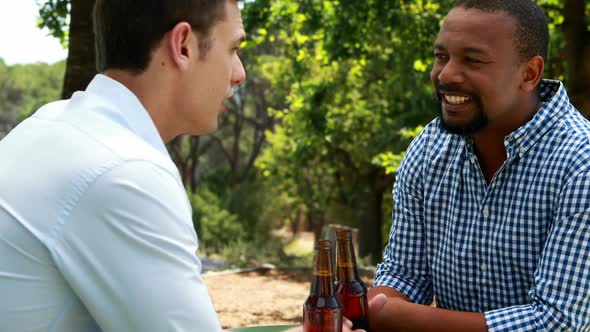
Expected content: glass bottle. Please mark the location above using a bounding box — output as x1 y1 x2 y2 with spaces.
303 240 342 332
334 229 370 331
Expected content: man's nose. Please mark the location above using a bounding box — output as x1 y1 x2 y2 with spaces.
231 56 246 86
437 58 464 85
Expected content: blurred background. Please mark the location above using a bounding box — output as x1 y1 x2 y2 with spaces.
1 0 589 271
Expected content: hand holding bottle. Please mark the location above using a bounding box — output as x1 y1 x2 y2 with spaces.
344 293 387 332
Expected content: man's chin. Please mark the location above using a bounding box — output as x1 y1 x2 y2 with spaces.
187 121 219 136
439 106 488 136
440 119 487 136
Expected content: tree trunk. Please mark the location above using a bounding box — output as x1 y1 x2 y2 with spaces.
168 135 205 191
308 211 325 244
358 169 393 264
357 187 383 264
563 0 590 115
62 0 97 99
188 136 201 190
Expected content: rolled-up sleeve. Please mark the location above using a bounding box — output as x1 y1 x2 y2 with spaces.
485 170 590 331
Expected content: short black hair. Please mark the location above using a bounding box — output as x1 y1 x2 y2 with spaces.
453 0 549 63
93 0 230 73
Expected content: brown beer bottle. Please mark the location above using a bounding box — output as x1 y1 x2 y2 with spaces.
303 240 342 332
334 229 370 331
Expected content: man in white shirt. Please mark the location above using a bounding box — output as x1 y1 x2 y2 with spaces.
0 0 246 331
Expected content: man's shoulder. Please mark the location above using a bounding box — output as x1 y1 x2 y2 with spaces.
397 118 463 178
549 110 590 174
38 95 172 170
541 80 590 144
524 97 590 182
547 101 590 153
78 111 169 166
407 118 462 156
420 118 446 137
559 108 590 140
3 97 178 192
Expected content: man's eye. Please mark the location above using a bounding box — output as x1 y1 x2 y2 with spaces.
434 53 448 60
466 57 482 64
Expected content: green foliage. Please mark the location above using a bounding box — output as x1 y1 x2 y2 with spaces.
189 169 295 263
0 59 65 125
188 174 299 267
189 186 244 254
252 0 446 244
225 177 285 242
36 0 70 47
536 0 590 84
381 188 394 245
218 237 296 268
371 126 422 175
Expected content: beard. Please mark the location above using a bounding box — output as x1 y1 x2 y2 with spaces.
434 84 488 136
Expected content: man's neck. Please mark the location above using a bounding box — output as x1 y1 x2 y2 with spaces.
103 69 175 143
472 97 542 184
473 131 507 185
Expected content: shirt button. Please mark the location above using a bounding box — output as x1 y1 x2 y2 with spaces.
481 264 488 272
482 207 489 217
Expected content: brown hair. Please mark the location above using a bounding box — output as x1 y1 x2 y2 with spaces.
93 0 230 73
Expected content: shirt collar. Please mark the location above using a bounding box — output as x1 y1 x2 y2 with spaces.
503 79 568 159
461 79 569 159
85 74 168 156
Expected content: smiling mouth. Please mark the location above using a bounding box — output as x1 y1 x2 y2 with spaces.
443 94 472 105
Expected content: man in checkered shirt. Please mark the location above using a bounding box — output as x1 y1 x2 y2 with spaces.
366 0 590 331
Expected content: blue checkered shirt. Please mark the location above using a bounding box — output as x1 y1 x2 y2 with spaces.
374 80 590 331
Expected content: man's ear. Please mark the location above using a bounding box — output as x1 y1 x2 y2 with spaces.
167 22 197 71
520 55 544 93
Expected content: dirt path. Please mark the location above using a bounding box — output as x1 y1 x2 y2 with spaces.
204 268 374 329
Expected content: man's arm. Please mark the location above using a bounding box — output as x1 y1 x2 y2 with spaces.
483 170 590 331
368 125 487 331
48 160 222 331
371 126 436 305
368 125 486 331
368 287 486 332
368 168 590 332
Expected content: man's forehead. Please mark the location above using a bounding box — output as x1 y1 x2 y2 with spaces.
227 22 245 43
442 7 517 33
436 7 517 49
217 1 244 31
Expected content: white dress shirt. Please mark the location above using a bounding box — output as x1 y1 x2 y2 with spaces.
0 74 222 332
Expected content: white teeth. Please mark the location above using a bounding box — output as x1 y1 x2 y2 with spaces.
445 95 471 105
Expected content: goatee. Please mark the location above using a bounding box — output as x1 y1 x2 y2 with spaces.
434 85 488 136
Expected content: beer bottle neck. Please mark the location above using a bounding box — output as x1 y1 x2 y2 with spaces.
310 244 336 296
336 239 360 282
310 273 335 295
